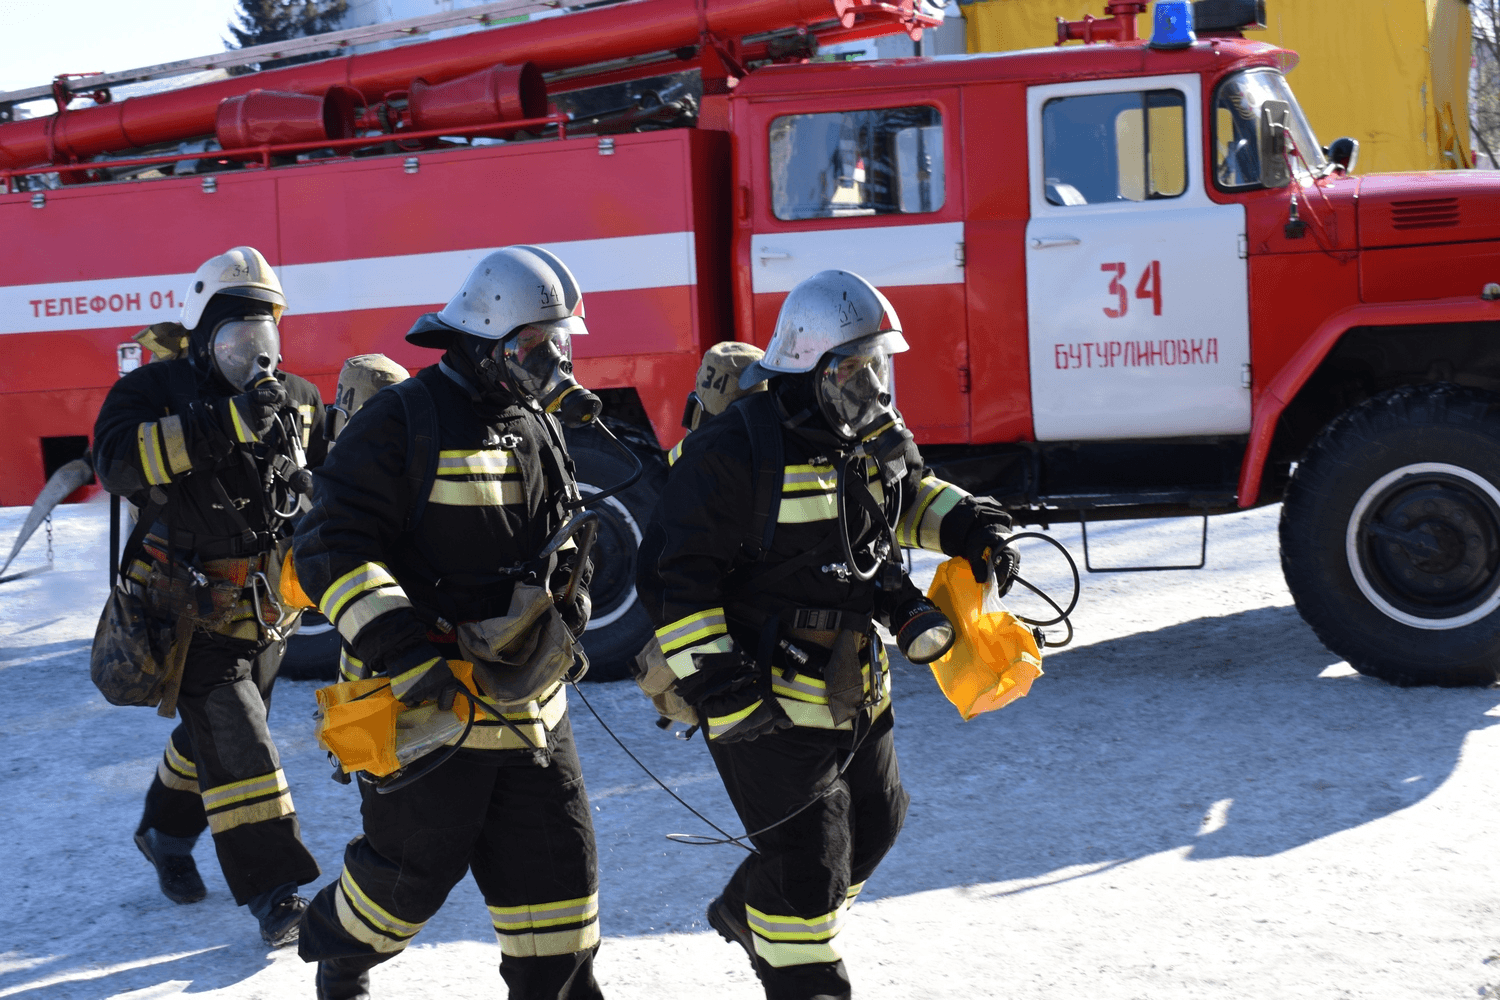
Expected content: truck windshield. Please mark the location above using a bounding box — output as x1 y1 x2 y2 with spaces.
1214 68 1325 189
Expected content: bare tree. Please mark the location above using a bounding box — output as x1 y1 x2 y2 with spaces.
1475 0 1500 167
227 0 349 70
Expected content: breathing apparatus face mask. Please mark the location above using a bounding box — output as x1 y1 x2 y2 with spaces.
817 350 894 441
209 317 280 391
484 317 602 428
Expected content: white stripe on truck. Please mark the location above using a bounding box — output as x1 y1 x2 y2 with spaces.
0 231 697 336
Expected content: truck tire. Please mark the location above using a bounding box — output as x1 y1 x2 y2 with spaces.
278 611 340 682
1280 383 1500 686
565 424 666 682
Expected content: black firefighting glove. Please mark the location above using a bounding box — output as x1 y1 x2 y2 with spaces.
357 612 460 710
958 498 1020 596
675 650 793 743
214 379 288 444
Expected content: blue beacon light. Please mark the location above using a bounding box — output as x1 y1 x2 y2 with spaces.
1150 1 1197 49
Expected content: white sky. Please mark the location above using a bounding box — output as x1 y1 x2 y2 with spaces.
0 0 242 95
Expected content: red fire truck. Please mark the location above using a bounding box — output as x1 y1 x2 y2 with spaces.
2 0 1498 685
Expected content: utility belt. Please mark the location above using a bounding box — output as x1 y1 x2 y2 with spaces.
732 603 886 727
125 538 295 642
147 524 282 560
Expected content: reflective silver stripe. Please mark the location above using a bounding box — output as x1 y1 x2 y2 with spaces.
335 587 412 645
488 894 599 930
488 893 600 958
164 738 197 780
776 678 892 730
771 668 829 705
137 422 170 486
206 790 294 833
337 867 425 953
157 737 199 792
782 464 836 492
437 448 517 474
159 414 191 474
428 478 524 506
458 682 568 750
655 608 728 654
201 770 287 812
667 439 685 466
320 563 399 622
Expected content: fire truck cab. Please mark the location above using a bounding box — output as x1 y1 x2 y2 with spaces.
3 0 1499 687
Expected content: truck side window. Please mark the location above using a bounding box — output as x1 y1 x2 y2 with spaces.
769 106 945 221
1041 90 1187 206
1214 68 1326 189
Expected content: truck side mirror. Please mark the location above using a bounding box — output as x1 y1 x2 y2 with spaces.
1324 136 1359 174
1258 100 1292 189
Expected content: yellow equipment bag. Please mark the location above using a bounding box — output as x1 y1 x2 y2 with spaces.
315 661 493 777
925 557 1043 721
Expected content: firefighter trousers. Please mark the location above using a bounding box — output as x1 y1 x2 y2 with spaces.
298 713 604 1000
707 714 910 1000
138 630 320 904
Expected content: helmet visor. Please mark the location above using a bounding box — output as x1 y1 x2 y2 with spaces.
817 351 892 436
495 317 583 400
210 318 280 391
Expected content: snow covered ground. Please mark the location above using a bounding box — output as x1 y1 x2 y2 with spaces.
3 497 1500 999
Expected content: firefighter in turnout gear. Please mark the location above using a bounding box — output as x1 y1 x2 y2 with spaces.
293 247 605 1000
92 246 325 947
637 270 1020 1000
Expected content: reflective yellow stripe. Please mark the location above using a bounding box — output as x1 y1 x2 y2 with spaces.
778 492 837 524
428 478 524 506
782 464 837 492
163 737 197 780
336 867 425 953
458 682 568 750
137 422 171 486
706 698 762 739
206 791 295 833
771 667 831 705
389 656 443 701
746 902 846 967
159 414 191 475
437 449 517 474
339 647 365 682
896 477 969 550
228 399 257 443
297 404 314 448
201 770 288 812
335 588 412 645
664 633 734 679
656 608 728 655
775 675 891 731
846 881 865 903
667 440 685 466
157 737 199 792
320 563 399 622
488 893 600 958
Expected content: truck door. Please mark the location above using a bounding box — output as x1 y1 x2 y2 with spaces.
1023 74 1249 441
743 90 968 443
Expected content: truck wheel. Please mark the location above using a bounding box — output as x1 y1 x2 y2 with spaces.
1280 384 1500 686
565 425 666 682
278 611 340 682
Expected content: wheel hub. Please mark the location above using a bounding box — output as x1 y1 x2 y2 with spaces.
1347 463 1500 629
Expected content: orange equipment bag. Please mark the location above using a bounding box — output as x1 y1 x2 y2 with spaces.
314 661 492 777
925 557 1043 721
278 546 316 610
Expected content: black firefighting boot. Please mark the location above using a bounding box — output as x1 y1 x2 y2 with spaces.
249 882 309 948
315 957 375 1000
707 894 758 973
134 828 207 905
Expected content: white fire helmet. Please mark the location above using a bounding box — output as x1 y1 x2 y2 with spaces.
739 270 907 389
179 246 287 331
406 246 587 348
